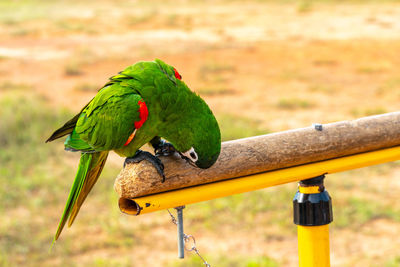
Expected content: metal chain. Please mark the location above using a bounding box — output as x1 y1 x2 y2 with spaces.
167 209 211 267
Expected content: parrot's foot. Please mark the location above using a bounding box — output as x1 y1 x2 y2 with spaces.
154 140 176 157
124 150 166 183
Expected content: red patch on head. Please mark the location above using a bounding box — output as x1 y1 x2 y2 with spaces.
173 68 182 80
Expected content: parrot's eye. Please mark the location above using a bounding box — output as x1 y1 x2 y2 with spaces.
173 68 182 80
181 147 198 162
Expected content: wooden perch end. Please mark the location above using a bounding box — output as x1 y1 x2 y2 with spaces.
114 112 400 200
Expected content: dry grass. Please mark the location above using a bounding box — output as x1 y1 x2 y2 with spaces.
1 0 400 266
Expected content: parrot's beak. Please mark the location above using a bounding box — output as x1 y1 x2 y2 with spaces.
178 152 197 167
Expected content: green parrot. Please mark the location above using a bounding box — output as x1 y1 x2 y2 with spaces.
46 59 221 243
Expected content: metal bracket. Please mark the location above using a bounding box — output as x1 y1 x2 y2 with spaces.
167 207 210 266
174 206 186 258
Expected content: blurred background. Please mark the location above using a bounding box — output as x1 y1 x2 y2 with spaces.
1 0 400 266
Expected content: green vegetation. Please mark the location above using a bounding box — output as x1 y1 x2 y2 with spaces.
126 11 157 26
356 63 390 74
0 93 69 188
350 107 387 117
297 0 313 13
0 93 72 264
10 28 34 36
385 256 400 267
0 93 131 265
334 197 400 228
277 98 315 110
0 81 32 91
171 254 279 267
196 87 235 96
74 83 101 92
217 113 269 141
198 62 236 83
64 62 84 76
279 69 308 81
56 20 98 34
309 84 336 94
376 77 400 96
187 185 295 233
199 63 236 75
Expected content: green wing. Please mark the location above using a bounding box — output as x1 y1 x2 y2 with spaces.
51 83 144 243
66 83 143 152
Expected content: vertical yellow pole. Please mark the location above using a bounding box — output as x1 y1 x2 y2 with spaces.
293 175 332 267
298 225 330 267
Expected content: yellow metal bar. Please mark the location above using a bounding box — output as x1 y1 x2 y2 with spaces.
298 225 330 267
120 146 400 215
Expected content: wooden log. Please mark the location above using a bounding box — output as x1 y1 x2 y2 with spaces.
114 112 400 199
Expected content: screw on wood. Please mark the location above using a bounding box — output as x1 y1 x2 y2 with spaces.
312 123 323 131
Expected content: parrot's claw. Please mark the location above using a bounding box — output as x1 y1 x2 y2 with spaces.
154 140 176 157
124 151 166 183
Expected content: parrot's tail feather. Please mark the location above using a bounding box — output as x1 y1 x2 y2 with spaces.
68 151 108 226
46 113 81 142
52 151 108 243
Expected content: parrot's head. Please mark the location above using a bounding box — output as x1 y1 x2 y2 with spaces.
177 106 221 169
177 119 221 169
153 59 222 169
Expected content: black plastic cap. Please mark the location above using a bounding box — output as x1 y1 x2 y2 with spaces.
293 190 333 226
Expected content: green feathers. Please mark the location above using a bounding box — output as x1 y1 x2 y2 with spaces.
46 113 81 143
52 151 108 243
48 59 221 243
